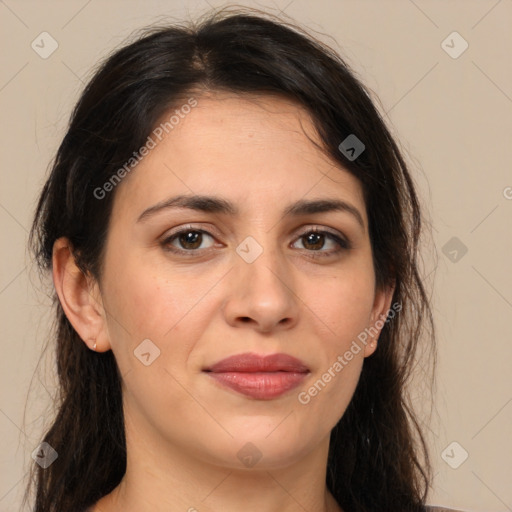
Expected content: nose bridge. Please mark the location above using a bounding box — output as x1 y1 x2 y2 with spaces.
238 232 290 296
223 231 299 332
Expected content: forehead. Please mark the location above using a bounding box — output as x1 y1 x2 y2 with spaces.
111 92 366 224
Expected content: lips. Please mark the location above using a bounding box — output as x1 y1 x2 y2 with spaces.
204 352 310 373
203 352 310 400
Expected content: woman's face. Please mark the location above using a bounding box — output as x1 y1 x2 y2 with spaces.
93 93 392 470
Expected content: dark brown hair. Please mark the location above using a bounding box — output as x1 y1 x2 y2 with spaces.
26 7 436 511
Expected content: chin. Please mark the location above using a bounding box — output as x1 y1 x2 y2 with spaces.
191 428 313 471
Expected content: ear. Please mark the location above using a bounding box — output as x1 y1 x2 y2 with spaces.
364 281 396 357
52 237 111 352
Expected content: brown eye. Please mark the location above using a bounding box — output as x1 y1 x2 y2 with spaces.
162 228 216 254
292 229 349 254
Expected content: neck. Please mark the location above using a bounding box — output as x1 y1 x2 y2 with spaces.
93 412 342 512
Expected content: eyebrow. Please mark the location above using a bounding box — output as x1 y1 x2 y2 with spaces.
137 194 365 229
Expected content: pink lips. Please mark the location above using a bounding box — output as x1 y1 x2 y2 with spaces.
203 352 310 400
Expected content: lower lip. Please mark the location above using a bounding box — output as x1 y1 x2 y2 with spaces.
204 371 309 399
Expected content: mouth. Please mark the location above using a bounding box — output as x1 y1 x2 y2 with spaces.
202 352 310 400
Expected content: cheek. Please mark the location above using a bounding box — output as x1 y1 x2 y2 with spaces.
102 239 186 334
100 261 210 423
295 301 370 441
101 253 225 362
303 264 376 342
102 268 178 339
295 264 375 414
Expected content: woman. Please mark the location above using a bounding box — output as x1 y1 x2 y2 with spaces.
26 7 460 512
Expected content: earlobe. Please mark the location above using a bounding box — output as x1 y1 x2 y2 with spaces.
52 237 110 352
364 282 396 357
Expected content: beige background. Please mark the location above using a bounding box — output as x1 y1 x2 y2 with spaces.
1 1 511 511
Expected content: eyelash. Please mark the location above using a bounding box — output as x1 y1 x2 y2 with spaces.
161 224 351 259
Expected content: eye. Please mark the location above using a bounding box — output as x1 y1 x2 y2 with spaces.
291 228 350 257
162 226 216 254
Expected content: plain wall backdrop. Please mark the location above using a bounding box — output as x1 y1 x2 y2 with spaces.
1 1 511 511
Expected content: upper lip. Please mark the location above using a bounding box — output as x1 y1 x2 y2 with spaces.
203 352 310 373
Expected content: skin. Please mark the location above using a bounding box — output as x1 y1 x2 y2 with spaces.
53 92 394 512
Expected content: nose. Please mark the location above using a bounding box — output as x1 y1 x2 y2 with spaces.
222 243 299 334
